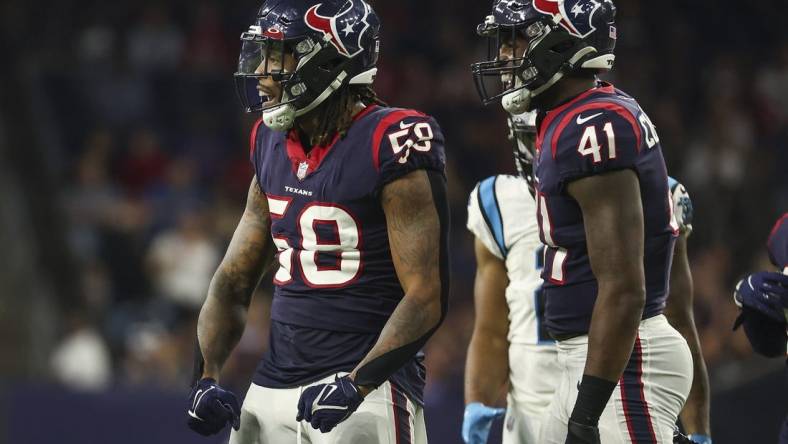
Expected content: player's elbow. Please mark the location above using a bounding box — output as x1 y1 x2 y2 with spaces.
599 276 646 314
408 280 446 329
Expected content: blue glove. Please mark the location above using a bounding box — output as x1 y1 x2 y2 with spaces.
187 378 241 436
296 375 364 433
687 434 712 444
733 271 788 323
462 402 506 444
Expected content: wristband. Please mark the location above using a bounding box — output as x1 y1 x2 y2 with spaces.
569 374 617 426
687 434 712 444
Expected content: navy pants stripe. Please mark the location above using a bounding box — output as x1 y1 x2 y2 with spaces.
620 336 657 443
391 385 412 444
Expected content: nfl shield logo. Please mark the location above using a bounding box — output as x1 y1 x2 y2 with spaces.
297 161 310 180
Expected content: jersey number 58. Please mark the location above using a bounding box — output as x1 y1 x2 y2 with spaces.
267 196 362 288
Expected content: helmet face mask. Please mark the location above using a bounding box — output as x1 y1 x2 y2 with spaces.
472 19 532 108
234 37 292 113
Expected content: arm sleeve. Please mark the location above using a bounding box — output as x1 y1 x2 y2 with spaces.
373 113 446 195
467 178 506 260
354 170 450 388
552 106 642 189
668 176 694 235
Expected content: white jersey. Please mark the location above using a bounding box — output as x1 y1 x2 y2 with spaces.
467 175 558 443
466 174 552 345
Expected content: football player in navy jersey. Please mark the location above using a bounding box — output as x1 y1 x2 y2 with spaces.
472 1 693 443
732 213 788 443
185 1 449 443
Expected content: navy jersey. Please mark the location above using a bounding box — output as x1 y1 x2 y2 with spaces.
533 82 678 336
768 213 788 271
249 104 446 405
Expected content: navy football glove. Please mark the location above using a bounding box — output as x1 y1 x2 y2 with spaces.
565 420 601 444
462 402 506 444
733 271 788 323
296 375 364 433
187 378 241 436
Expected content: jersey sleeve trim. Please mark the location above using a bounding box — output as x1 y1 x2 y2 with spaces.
550 101 642 160
477 176 508 257
768 213 788 244
249 117 265 161
371 109 428 171
767 213 788 269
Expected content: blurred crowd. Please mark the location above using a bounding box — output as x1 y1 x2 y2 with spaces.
5 0 787 406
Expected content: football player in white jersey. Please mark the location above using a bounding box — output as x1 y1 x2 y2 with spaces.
463 112 560 444
665 179 712 444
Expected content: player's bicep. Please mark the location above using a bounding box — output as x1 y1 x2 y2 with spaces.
665 233 693 321
472 238 509 338
219 177 276 277
567 169 645 289
381 169 443 296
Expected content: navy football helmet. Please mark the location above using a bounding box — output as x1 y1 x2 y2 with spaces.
234 0 380 130
471 0 617 113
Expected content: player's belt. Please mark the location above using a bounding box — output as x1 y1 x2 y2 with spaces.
549 332 585 341
549 312 663 342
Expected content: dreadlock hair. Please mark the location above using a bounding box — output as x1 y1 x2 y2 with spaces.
304 85 387 147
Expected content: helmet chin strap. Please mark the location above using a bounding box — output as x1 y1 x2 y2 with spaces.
502 86 532 114
263 96 296 131
501 45 597 114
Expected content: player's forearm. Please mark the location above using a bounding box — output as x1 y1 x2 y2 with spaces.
464 330 509 405
569 284 644 428
350 285 445 393
584 284 645 381
198 265 258 380
680 349 710 434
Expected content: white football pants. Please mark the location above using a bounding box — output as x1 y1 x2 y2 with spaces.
502 343 560 444
539 315 693 444
229 373 426 444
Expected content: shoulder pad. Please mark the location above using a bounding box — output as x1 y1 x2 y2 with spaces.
668 176 693 234
550 103 642 183
372 109 446 193
467 176 506 259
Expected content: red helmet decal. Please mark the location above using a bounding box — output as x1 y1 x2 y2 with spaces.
305 3 351 56
533 0 560 15
533 0 583 37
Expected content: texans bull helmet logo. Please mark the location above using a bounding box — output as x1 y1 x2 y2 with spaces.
533 0 604 39
305 0 373 57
